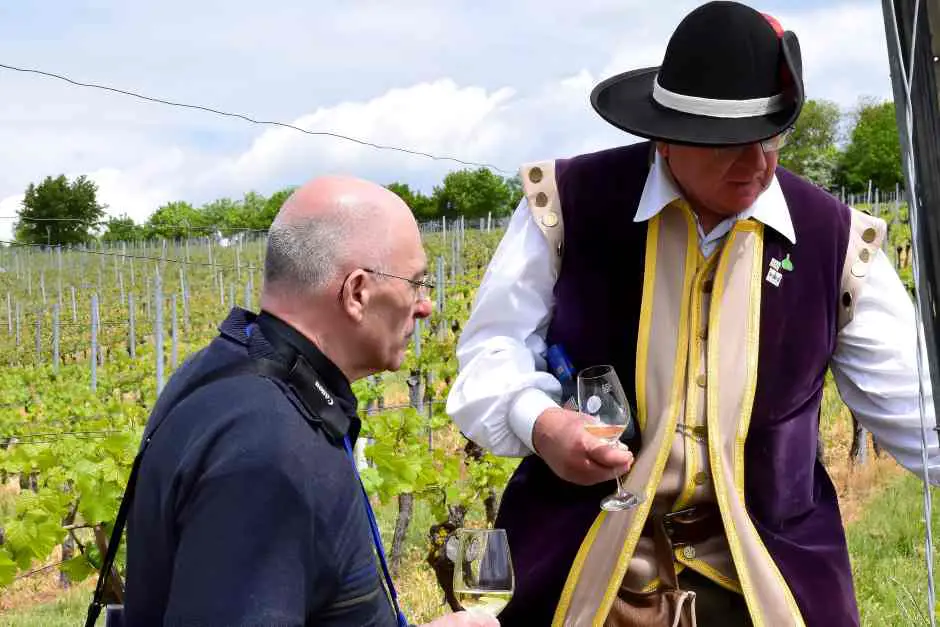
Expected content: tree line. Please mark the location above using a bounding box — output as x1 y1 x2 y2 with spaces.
11 97 900 246
12 168 524 245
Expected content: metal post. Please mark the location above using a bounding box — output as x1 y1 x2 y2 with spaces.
171 294 178 370
155 271 165 394
181 267 189 331
128 293 136 359
90 294 98 392
57 246 62 306
35 313 41 366
53 304 60 374
436 256 445 315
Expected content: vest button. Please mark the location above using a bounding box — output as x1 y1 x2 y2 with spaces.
694 471 709 485
535 191 549 207
696 374 706 388
859 248 871 263
682 545 697 560
862 227 877 243
702 280 714 294
529 166 544 183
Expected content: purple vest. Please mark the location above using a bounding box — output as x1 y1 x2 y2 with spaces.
494 142 856 626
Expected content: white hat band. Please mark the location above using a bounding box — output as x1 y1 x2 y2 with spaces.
652 75 788 119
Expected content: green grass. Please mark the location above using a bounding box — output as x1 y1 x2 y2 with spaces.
4 472 939 625
0 586 88 627
847 472 940 626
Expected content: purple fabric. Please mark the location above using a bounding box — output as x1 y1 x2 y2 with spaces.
747 168 856 625
495 144 651 627
493 144 858 626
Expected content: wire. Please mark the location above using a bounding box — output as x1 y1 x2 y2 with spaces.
0 62 511 175
0 216 272 236
886 0 935 623
13 558 70 581
0 239 258 270
2 431 122 444
0 216 91 222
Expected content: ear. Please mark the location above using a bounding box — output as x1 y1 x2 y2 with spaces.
340 270 371 323
656 142 669 159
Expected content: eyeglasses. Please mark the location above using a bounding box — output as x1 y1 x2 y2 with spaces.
757 127 794 152
363 268 435 302
713 127 794 157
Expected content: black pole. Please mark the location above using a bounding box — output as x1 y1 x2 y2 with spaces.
881 0 940 432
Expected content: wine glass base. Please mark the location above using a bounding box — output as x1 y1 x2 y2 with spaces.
601 492 641 511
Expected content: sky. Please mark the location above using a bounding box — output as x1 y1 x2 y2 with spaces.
0 1 896 239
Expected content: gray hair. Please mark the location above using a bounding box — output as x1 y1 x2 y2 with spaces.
263 210 390 294
264 215 350 293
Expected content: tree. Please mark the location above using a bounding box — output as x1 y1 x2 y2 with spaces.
836 98 903 193
199 198 241 236
15 174 106 245
778 99 842 188
144 201 201 240
101 214 143 242
257 187 296 229
386 182 434 220
431 169 517 220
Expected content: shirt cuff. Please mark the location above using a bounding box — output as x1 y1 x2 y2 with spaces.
508 388 560 453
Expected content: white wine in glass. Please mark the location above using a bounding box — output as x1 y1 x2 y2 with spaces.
452 528 514 618
577 364 641 511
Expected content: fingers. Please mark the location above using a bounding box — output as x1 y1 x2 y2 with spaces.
421 611 500 626
532 407 636 486
585 439 634 470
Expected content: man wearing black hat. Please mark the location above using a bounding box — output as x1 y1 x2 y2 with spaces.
446 2 939 626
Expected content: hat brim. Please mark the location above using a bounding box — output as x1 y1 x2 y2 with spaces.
590 32 804 147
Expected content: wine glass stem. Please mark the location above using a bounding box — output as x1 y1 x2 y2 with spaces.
610 441 627 496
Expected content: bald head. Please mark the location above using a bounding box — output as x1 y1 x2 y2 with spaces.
263 175 417 297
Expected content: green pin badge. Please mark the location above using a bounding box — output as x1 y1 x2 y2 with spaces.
780 254 794 272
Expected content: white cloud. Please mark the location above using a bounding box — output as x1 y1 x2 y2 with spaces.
0 0 901 235
199 79 518 194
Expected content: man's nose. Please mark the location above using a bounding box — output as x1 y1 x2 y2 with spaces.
414 298 433 319
740 142 768 170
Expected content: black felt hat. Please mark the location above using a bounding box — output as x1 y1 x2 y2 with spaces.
590 1 804 146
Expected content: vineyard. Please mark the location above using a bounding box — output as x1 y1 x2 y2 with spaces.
0 197 925 625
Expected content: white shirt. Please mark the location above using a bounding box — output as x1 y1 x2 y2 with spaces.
446 151 940 484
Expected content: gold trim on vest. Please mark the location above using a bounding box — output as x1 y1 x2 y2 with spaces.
705 220 805 626
552 202 698 626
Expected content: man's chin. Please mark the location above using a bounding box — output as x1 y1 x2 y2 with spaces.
386 351 407 372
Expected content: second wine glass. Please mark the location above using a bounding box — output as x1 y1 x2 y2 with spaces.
577 364 641 511
452 528 514 618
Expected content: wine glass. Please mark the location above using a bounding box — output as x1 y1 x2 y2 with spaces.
577 364 641 511
452 528 514 618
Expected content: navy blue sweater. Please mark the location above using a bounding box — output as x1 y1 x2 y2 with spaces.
124 308 398 626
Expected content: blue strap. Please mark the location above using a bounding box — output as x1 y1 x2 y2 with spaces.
343 436 410 627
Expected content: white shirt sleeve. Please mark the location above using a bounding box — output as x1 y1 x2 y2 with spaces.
830 249 940 484
445 197 562 457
